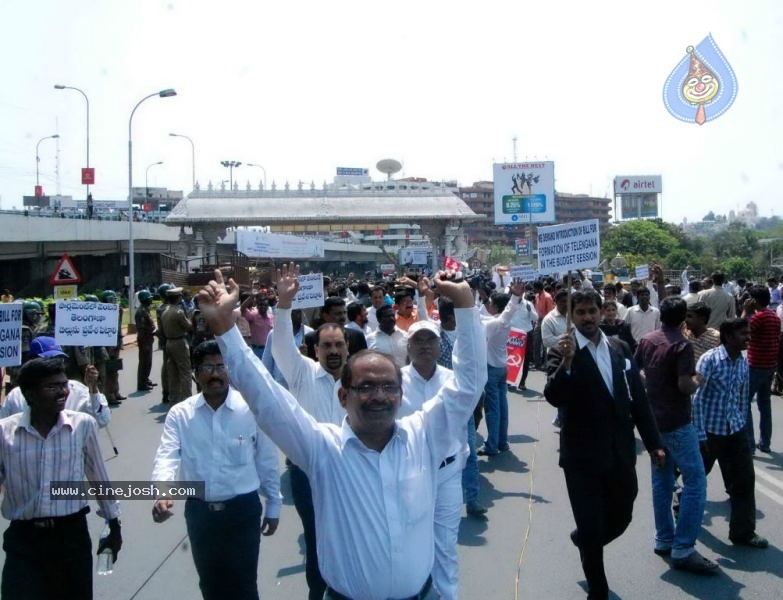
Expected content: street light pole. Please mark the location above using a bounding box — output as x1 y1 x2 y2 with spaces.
128 88 176 327
220 160 241 190
246 163 267 189
169 132 195 190
35 134 60 191
53 84 90 201
145 161 164 200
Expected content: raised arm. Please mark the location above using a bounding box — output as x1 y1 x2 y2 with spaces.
197 269 324 469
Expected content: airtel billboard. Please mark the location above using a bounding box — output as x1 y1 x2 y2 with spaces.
613 175 662 195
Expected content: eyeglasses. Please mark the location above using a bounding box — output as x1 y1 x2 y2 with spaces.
348 383 401 398
196 364 227 374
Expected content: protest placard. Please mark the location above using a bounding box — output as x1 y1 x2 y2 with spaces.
536 219 600 275
510 264 537 281
236 230 325 259
506 328 528 386
54 301 120 346
635 264 649 280
292 274 325 310
0 302 23 367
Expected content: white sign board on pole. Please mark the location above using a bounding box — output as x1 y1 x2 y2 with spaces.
236 230 325 259
54 301 120 346
536 219 600 275
292 274 325 310
0 302 23 367
510 264 537 281
635 264 650 280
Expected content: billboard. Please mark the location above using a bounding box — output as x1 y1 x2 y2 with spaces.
493 162 555 225
614 175 662 195
620 194 659 219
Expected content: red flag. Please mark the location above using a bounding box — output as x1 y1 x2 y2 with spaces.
444 256 461 271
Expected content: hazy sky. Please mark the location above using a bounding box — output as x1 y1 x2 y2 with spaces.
1 0 781 223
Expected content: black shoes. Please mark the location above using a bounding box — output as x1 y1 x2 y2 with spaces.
671 551 719 574
731 533 769 549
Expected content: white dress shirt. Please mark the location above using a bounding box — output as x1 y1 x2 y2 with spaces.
509 298 538 333
366 327 409 368
271 308 345 426
1 381 110 428
574 329 614 395
216 307 487 600
480 294 522 368
151 388 282 515
261 324 313 388
625 305 661 342
0 409 120 520
541 309 568 350
366 305 380 333
400 364 465 460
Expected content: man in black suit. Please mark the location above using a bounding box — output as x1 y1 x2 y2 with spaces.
545 290 665 600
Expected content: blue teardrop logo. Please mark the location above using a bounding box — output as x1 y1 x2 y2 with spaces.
663 33 738 125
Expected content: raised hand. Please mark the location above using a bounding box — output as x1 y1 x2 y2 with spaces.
433 270 473 308
274 263 300 309
510 278 525 297
197 269 239 336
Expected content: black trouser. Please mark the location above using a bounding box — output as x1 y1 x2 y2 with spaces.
564 463 638 600
137 336 154 388
288 461 326 600
520 329 534 385
184 492 262 600
2 509 92 600
702 430 756 542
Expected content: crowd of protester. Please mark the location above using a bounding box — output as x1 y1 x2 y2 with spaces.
0 266 781 599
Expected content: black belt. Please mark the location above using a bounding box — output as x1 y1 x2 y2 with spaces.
251 344 265 349
325 576 432 600
14 506 90 529
187 491 257 513
439 454 456 469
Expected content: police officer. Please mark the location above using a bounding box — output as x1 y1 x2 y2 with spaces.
135 290 157 392
160 287 192 404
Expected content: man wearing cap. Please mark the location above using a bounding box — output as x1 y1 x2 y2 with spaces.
160 287 193 404
400 318 467 600
0 336 110 428
135 290 157 392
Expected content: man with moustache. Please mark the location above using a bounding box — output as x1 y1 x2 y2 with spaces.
151 341 281 600
305 297 367 359
197 264 485 600
271 286 349 599
545 290 664 600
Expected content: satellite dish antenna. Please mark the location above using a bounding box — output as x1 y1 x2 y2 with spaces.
376 158 402 181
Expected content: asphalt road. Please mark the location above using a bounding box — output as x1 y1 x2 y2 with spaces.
2 342 782 599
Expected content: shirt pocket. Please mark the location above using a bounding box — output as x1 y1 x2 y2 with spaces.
227 431 256 465
399 467 432 526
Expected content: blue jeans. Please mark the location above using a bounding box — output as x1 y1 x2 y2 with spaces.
651 424 706 559
747 366 774 449
462 418 479 503
483 365 508 453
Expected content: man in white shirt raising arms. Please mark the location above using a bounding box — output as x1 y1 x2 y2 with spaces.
151 340 281 600
197 265 486 600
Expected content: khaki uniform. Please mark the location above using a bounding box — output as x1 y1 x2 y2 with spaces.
160 304 192 404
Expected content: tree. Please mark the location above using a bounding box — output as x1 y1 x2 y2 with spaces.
716 257 754 280
602 220 679 263
712 222 759 261
664 248 699 270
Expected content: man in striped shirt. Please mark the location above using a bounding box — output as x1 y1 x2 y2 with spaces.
684 303 721 361
0 358 122 599
692 319 767 549
745 285 781 453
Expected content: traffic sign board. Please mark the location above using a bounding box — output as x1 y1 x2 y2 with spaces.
50 254 82 284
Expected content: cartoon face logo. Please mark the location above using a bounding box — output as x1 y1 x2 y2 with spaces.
663 34 737 126
682 73 719 104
